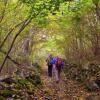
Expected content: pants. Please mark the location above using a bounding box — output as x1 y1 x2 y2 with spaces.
48 65 52 77
52 65 61 82
57 66 61 80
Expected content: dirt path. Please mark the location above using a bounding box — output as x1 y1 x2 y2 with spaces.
40 65 86 100
32 65 100 100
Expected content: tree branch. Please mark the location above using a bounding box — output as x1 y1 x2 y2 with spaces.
0 49 20 65
0 19 27 49
0 49 35 72
0 18 32 73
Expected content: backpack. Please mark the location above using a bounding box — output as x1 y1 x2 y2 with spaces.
56 57 62 71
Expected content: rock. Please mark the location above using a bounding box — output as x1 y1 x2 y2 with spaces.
27 91 34 95
0 84 5 90
26 74 41 86
33 74 41 85
95 80 100 88
86 95 99 100
86 81 99 91
6 97 14 100
5 85 14 90
0 77 15 84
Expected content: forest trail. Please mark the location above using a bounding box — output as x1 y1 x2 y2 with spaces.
36 65 89 100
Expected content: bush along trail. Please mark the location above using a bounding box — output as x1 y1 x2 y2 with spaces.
0 63 42 100
0 63 100 100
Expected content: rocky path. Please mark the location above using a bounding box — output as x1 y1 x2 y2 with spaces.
39 66 85 100
32 65 100 100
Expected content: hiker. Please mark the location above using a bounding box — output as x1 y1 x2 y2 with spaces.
46 54 53 77
52 56 64 83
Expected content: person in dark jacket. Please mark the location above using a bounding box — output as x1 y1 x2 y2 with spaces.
46 54 53 77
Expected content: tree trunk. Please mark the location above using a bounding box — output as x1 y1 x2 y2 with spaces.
0 19 27 49
0 18 32 73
